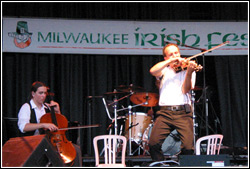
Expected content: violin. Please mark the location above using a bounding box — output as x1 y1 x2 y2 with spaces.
40 94 76 166
172 59 203 73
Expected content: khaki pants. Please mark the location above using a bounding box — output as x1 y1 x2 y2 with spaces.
148 108 194 161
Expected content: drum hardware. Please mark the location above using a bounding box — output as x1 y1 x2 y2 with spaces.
128 123 139 130
100 121 125 156
130 92 159 107
123 91 158 155
104 89 128 135
104 91 128 96
118 103 149 156
101 94 127 157
125 112 152 156
104 89 132 136
131 139 149 156
116 84 146 93
103 88 145 155
103 86 160 156
128 106 133 155
114 95 119 136
106 116 126 131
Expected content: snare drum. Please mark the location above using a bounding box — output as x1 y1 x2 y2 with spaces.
125 112 152 143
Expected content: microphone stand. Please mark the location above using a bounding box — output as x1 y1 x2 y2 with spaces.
165 37 206 52
202 53 209 136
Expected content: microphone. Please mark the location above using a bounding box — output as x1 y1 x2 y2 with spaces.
128 123 139 129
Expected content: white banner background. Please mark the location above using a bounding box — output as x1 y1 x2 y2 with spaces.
2 17 248 56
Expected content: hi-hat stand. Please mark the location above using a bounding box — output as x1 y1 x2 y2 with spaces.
106 90 134 136
103 90 149 156
117 100 149 156
101 91 132 157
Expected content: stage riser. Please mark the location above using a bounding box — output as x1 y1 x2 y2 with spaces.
179 155 231 167
82 155 248 167
2 135 64 167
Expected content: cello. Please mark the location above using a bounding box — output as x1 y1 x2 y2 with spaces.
40 94 76 166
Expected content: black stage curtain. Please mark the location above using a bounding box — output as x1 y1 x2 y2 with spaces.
215 56 248 148
2 2 248 156
2 53 162 155
2 53 248 155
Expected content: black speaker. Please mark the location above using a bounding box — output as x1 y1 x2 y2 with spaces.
179 155 231 167
2 134 65 167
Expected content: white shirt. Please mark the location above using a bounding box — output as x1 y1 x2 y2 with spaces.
18 99 47 135
158 67 196 106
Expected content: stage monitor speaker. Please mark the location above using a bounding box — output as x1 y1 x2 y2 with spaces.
179 155 231 167
2 134 65 167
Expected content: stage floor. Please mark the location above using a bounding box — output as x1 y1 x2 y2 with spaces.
82 154 248 167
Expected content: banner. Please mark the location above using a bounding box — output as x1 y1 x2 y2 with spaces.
2 17 248 55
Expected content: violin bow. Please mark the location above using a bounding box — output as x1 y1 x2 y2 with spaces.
57 124 101 131
187 41 230 60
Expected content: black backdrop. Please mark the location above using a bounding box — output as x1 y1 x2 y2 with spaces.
2 2 248 156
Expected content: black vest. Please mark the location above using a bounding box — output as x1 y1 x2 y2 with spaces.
21 102 50 136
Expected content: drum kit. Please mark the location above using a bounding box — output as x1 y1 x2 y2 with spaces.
103 84 182 156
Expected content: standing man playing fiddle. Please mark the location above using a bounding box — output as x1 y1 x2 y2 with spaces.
148 43 199 161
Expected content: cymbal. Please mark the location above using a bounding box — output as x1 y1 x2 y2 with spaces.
104 91 127 95
130 92 159 107
117 84 146 93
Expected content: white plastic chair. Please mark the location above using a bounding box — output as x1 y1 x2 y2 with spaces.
195 134 223 155
93 135 127 167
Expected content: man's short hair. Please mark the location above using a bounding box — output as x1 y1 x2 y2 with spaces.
162 43 179 57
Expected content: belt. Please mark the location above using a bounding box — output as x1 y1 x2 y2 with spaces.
160 105 185 111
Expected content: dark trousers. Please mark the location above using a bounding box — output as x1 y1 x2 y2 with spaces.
71 144 82 166
148 108 194 161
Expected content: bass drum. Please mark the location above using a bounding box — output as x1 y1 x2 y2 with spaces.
142 123 181 156
124 112 152 143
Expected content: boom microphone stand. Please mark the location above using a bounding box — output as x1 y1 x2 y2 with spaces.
202 53 209 136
